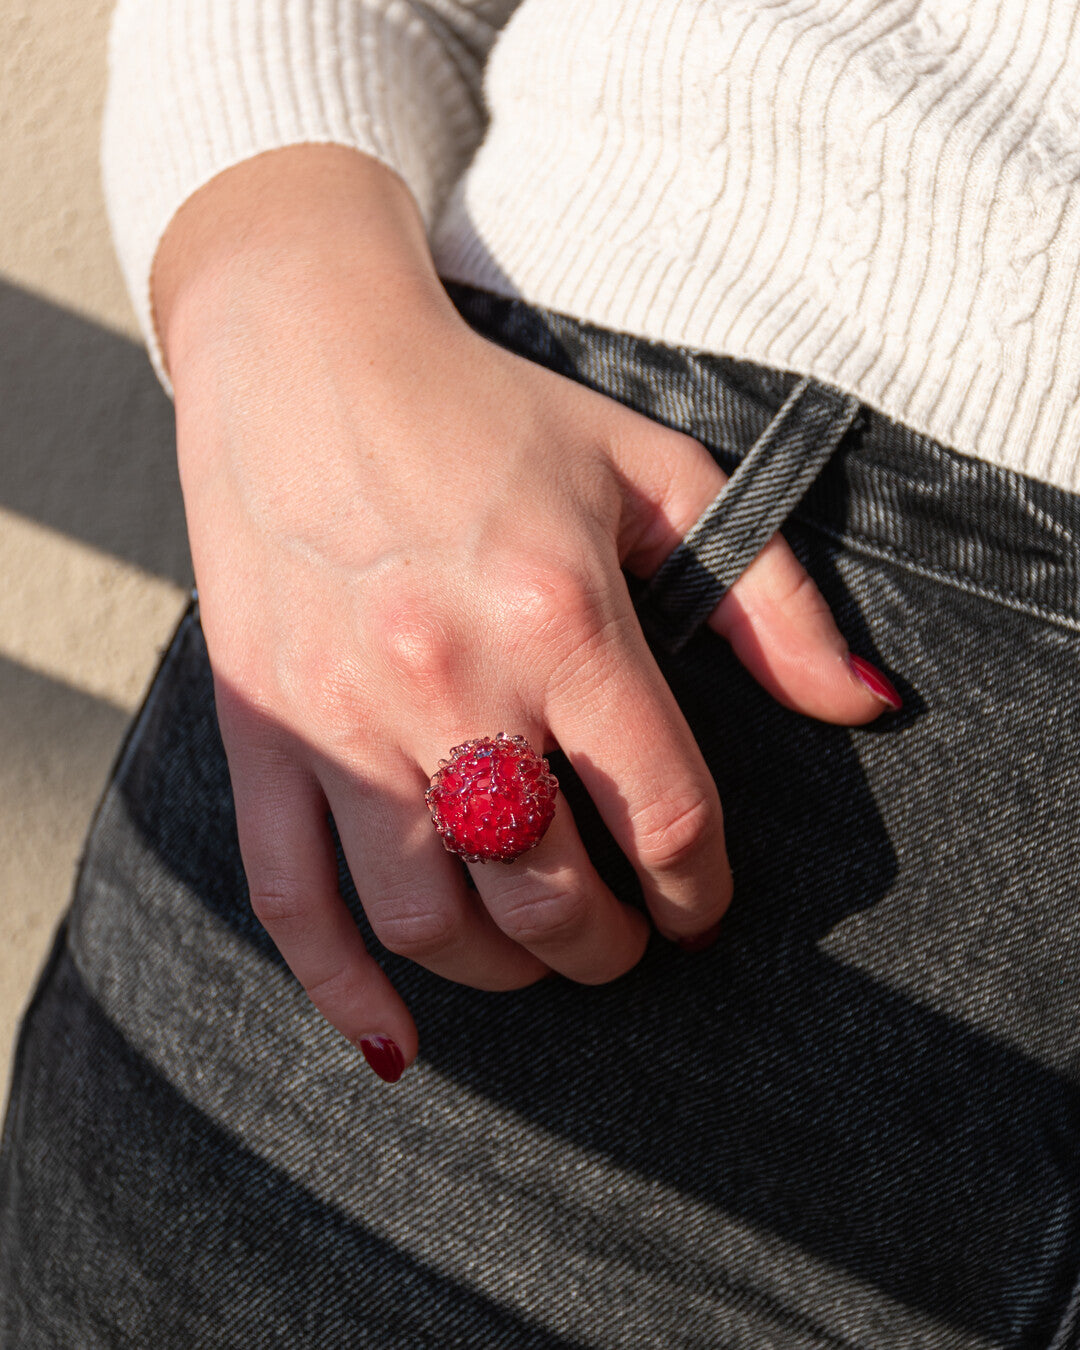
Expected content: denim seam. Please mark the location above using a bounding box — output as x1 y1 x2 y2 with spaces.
851 465 1079 549
794 516 1080 635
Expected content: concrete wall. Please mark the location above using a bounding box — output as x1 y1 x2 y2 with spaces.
1 0 191 1110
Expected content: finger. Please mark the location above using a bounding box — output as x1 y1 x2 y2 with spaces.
468 788 651 984
227 734 417 1080
613 421 899 723
710 533 902 722
545 604 733 946
320 752 550 991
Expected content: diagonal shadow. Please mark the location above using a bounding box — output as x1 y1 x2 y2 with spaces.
0 279 190 586
0 929 580 1349
105 583 1080 1346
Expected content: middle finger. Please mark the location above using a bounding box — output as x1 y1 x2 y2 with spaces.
454 733 651 983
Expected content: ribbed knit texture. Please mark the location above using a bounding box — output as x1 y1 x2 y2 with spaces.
101 0 509 388
103 0 1080 491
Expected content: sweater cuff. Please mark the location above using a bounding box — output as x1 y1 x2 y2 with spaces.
101 0 485 393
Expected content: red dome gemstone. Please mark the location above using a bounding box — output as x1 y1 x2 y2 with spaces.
425 733 558 863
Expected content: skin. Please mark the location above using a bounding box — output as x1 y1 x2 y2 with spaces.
153 144 893 1074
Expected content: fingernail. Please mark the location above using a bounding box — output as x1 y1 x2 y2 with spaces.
358 1035 405 1083
847 654 903 711
675 920 724 954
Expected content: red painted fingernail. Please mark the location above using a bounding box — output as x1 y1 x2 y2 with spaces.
675 920 724 953
359 1035 405 1083
847 654 903 711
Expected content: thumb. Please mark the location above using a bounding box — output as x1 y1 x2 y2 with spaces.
615 421 901 725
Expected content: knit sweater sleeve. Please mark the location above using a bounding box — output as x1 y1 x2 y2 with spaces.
101 0 519 387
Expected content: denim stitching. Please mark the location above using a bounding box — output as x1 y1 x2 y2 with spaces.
798 518 1080 636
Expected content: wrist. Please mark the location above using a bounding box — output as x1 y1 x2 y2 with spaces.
152 144 453 381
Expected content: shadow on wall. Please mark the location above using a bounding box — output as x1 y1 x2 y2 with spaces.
0 278 191 588
0 652 129 824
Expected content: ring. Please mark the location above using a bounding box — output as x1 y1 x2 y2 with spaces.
426 732 558 863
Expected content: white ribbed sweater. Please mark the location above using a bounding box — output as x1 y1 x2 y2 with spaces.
103 0 1080 492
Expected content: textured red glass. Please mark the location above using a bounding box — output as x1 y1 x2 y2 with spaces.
425 733 558 863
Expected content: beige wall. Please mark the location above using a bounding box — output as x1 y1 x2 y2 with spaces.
1 0 190 1110
3 0 134 334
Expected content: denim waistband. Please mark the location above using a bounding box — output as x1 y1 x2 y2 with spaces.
446 283 1080 632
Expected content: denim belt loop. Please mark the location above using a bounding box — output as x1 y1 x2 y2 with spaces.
637 376 862 653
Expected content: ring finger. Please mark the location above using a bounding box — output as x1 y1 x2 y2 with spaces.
425 720 651 983
320 749 550 990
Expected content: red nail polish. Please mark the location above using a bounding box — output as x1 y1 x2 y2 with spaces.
848 654 903 711
676 920 724 953
359 1035 405 1083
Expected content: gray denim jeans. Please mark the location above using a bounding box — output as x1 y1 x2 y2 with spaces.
4 286 1080 1348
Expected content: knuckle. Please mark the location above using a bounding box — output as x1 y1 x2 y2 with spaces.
368 900 457 960
622 430 717 563
302 961 355 1006
496 885 591 946
776 568 831 622
632 791 718 873
503 559 607 648
279 643 369 737
248 881 308 935
553 566 608 635
654 431 712 504
366 593 459 696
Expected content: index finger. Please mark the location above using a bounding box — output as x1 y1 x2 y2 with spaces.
544 597 733 947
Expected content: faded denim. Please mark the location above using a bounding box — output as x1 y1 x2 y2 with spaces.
4 285 1080 1348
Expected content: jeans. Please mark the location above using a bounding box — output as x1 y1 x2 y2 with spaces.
4 285 1080 1348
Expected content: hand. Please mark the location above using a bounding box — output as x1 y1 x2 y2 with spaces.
156 148 896 1079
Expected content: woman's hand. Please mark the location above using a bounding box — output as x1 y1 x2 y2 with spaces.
155 147 895 1079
